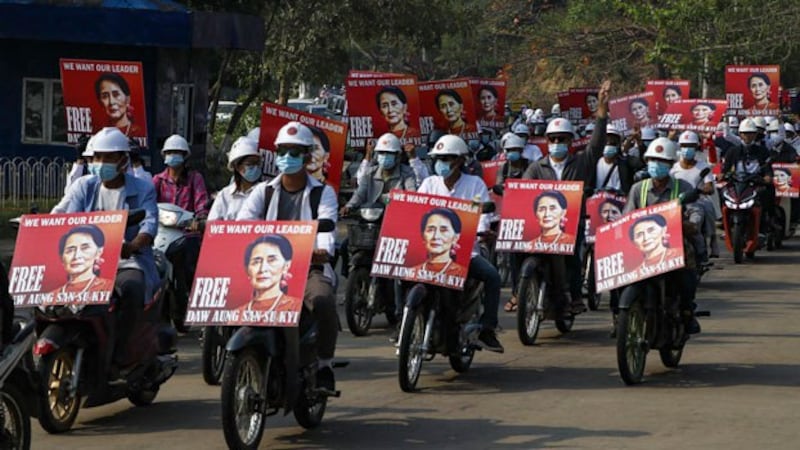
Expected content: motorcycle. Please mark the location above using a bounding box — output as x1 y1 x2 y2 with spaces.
720 163 776 263
1 260 38 450
33 210 178 433
343 203 398 336
154 202 197 331
220 219 346 450
200 325 235 386
396 203 495 393
615 192 709 385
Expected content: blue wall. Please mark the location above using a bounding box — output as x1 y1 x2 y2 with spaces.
0 39 158 161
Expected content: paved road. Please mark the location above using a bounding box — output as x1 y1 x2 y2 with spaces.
22 241 800 449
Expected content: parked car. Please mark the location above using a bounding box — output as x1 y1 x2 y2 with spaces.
210 100 240 122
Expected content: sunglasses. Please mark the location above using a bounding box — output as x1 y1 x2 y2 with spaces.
434 155 459 162
548 135 570 143
276 146 308 157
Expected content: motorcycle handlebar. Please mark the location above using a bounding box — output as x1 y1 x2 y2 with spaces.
318 219 336 233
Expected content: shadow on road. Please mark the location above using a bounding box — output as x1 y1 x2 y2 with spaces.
275 412 649 449
63 399 221 435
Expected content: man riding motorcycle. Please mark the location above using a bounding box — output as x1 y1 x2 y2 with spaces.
55 127 160 378
522 80 612 317
417 134 504 353
594 124 644 192
624 137 702 335
236 121 340 391
152 134 209 332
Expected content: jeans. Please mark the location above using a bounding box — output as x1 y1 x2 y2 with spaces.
304 269 337 360
468 255 501 330
113 269 145 365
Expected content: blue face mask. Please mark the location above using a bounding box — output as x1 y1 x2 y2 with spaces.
434 160 452 178
548 143 568 159
377 153 397 169
275 154 305 174
680 147 696 160
647 160 671 179
88 162 100 177
241 165 261 183
603 145 618 158
164 153 184 168
98 162 120 182
506 151 521 162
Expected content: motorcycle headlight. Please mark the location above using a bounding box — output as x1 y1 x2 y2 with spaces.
740 199 755 209
724 201 737 209
359 208 384 222
159 209 180 227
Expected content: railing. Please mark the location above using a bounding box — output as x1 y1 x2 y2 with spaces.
0 157 69 209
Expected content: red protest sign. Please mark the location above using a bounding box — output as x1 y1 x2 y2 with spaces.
481 159 505 213
185 221 317 327
418 79 479 142
570 87 600 123
609 91 657 135
258 102 347 192
772 163 800 198
645 80 691 116
657 99 728 133
347 70 405 79
594 200 685 292
371 190 480 290
496 180 584 255
345 74 421 150
557 91 574 120
60 58 148 147
9 211 127 308
725 65 781 117
470 78 507 130
584 191 628 244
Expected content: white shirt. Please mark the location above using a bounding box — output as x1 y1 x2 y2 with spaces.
133 165 153 183
95 184 125 211
549 157 566 180
595 158 621 190
236 174 338 282
417 173 491 258
208 183 257 221
670 160 715 186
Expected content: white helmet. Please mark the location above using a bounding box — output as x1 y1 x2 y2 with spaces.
227 137 260 170
274 121 314 147
753 116 767 130
641 127 657 141
767 119 781 133
503 134 527 150
430 134 468 157
727 116 740 128
678 130 700 145
606 124 622 137
246 127 261 143
643 137 678 161
92 127 130 153
162 134 191 156
551 103 561 115
374 133 402 153
739 118 758 133
545 118 574 136
512 123 530 136
82 135 96 157
783 122 796 134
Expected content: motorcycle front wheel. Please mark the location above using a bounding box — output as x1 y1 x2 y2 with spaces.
221 350 268 450
37 347 81 434
293 377 327 429
398 309 426 392
344 268 374 336
0 384 31 450
732 222 745 264
617 299 648 385
517 272 544 346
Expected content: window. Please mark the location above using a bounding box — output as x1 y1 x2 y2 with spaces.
171 83 194 142
21 78 67 145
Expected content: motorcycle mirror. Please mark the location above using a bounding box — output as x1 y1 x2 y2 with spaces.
317 219 336 233
492 185 504 196
699 167 711 178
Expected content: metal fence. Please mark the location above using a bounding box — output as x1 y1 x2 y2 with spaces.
0 157 69 209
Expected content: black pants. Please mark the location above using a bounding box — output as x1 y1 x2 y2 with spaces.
304 269 337 360
113 269 145 365
167 235 201 321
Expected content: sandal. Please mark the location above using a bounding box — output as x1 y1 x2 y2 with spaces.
504 296 518 312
